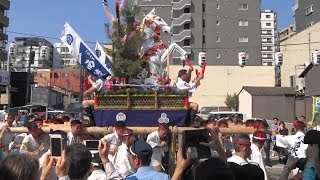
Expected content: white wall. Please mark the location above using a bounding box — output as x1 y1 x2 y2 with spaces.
169 65 275 108
239 89 253 119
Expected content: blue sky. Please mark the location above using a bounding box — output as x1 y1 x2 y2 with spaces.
8 0 295 47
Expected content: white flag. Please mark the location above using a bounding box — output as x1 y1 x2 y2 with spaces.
60 22 111 78
94 42 113 75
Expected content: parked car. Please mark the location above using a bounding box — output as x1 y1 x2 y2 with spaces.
209 111 247 122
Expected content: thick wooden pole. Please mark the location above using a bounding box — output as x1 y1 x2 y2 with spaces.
6 124 256 135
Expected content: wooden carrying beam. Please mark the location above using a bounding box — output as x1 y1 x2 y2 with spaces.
6 124 256 135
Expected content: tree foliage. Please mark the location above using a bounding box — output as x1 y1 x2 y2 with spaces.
224 93 239 111
105 0 146 80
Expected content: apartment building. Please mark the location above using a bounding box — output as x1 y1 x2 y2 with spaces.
9 37 53 72
293 0 320 33
279 23 296 42
137 0 262 66
53 43 78 68
261 10 278 66
0 0 9 62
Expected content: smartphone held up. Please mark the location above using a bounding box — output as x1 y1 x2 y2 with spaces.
182 129 211 160
50 134 62 157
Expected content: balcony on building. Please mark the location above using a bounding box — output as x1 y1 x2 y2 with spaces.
172 29 191 43
261 31 273 36
0 13 8 27
173 0 191 10
0 29 7 40
172 13 191 26
292 2 298 17
0 0 10 10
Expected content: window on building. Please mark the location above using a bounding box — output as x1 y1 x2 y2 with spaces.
239 20 248 26
203 19 205 28
217 53 221 58
266 14 271 18
239 36 248 42
216 37 221 42
184 39 190 46
263 61 273 66
306 4 314 15
216 4 220 9
266 23 271 26
203 35 206 44
184 23 190 29
267 30 272 34
184 8 190 13
216 20 220 26
239 3 248 10
307 21 314 27
203 3 205 12
266 38 272 42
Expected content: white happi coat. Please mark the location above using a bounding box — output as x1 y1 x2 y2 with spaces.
276 131 307 158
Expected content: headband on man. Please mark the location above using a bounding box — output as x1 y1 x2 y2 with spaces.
293 120 306 127
233 141 251 146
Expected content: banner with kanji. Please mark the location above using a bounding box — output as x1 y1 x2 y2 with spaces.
60 22 111 78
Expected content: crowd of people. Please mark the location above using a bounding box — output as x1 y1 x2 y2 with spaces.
0 112 319 180
0 64 319 179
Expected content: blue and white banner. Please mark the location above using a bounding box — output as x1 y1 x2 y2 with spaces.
94 42 113 75
60 22 111 79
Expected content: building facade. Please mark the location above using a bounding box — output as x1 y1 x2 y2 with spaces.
280 21 320 88
137 0 262 66
261 10 278 66
279 23 296 42
0 0 9 63
9 37 54 72
293 0 320 33
53 43 78 68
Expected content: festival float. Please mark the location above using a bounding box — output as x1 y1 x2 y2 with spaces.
2 0 256 135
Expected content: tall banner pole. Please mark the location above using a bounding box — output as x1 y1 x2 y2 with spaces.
166 49 170 77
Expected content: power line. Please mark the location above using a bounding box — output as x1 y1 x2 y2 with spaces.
6 30 111 45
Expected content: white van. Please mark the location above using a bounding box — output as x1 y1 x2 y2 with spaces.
209 111 247 122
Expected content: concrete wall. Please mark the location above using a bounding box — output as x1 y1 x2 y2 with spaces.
280 22 320 87
169 65 274 108
252 95 296 122
238 89 253 118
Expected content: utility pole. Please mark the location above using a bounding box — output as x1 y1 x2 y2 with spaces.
25 46 35 104
308 33 311 61
6 45 11 114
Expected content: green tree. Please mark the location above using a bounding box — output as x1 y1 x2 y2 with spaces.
104 0 147 81
224 93 239 111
